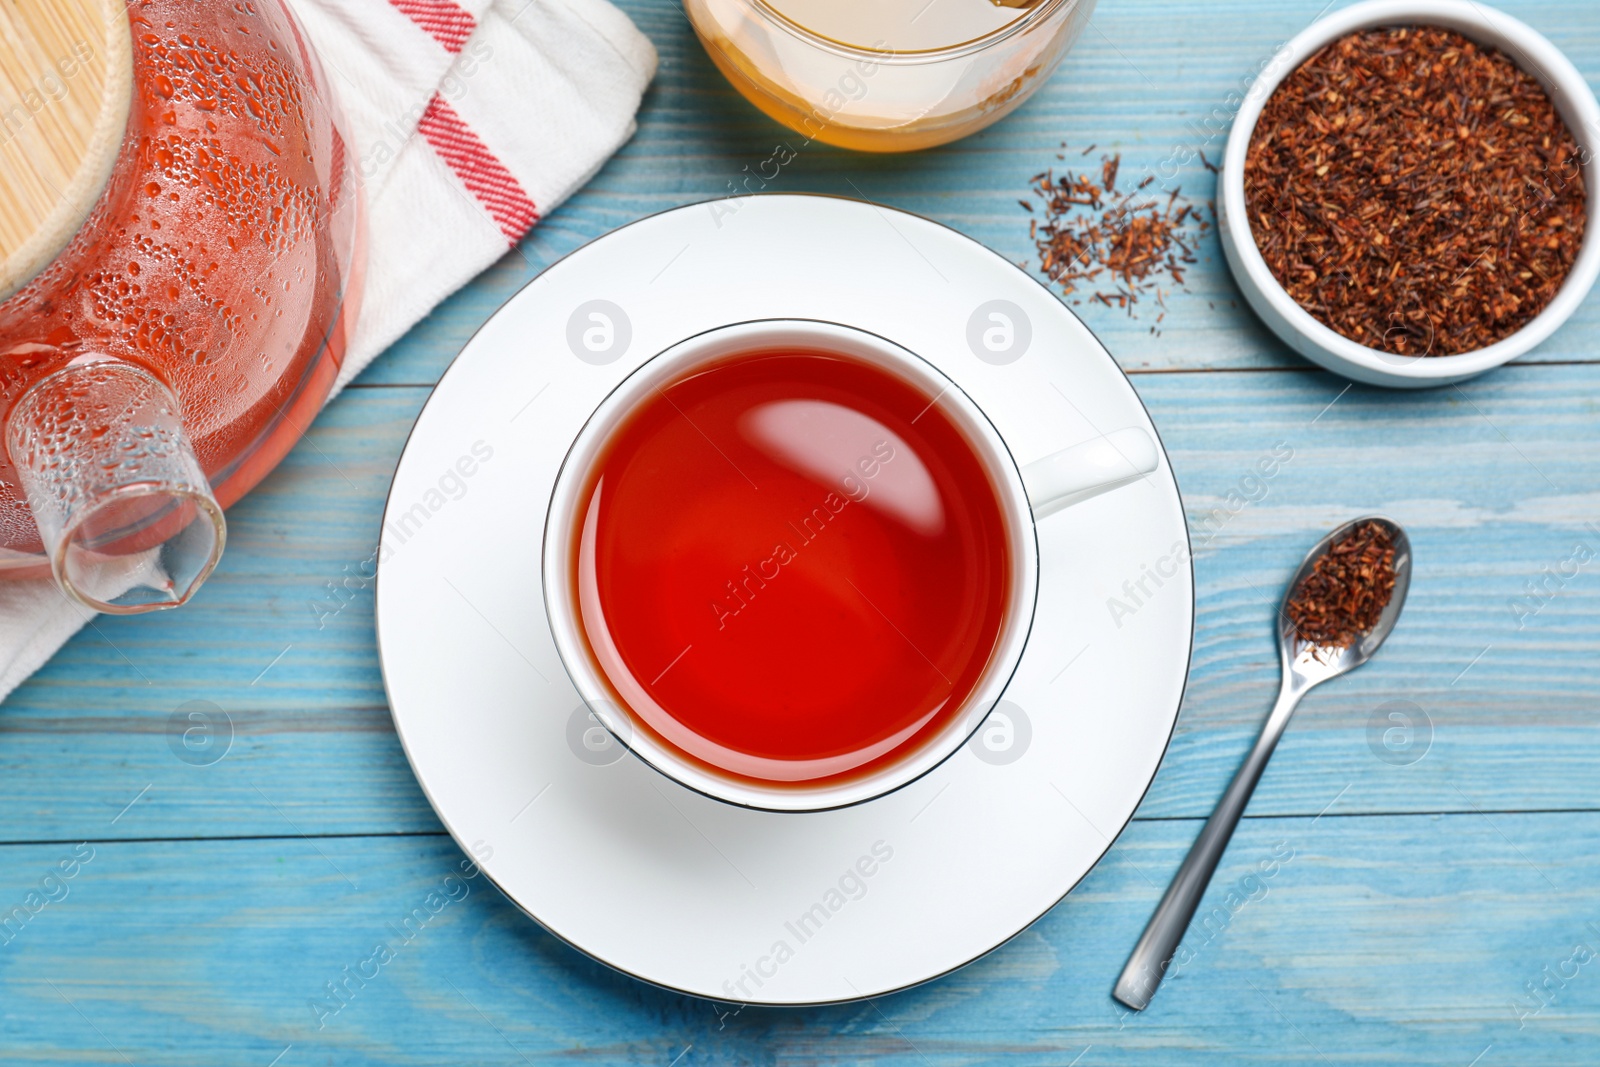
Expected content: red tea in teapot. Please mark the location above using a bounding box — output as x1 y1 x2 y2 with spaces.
568 348 1013 784
0 0 358 605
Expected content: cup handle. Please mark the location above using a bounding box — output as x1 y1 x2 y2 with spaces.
1021 427 1159 520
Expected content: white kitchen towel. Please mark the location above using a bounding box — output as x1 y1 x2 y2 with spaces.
0 0 656 703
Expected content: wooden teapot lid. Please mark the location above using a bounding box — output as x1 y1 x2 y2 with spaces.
0 0 132 301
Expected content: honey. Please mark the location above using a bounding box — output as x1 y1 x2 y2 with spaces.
685 0 1094 152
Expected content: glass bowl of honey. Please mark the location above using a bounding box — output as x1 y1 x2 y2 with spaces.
685 0 1095 152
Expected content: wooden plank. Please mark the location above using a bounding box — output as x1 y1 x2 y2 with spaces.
1 0 1593 1051
5 361 1597 841
0 812 1594 1064
2 387 435 839
1133 362 1600 820
357 0 1600 388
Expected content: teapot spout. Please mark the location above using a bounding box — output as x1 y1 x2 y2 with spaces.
7 357 225 613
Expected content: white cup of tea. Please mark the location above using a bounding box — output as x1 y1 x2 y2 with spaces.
543 319 1158 811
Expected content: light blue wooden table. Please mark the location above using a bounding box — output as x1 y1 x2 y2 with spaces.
5 0 1599 1062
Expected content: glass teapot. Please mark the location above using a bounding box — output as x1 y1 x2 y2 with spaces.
0 0 362 612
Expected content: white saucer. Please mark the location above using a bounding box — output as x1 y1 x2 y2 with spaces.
375 194 1193 1005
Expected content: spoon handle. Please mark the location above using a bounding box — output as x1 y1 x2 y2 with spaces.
1112 679 1305 1011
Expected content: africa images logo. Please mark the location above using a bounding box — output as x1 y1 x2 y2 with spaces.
722 841 894 1001
966 300 1031 365
567 300 632 365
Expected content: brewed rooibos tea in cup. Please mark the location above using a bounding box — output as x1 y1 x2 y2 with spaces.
569 343 1012 787
545 319 1158 811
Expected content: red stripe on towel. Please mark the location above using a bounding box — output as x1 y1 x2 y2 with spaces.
417 94 541 244
387 0 476 54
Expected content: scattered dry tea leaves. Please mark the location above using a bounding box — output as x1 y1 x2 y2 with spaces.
1286 520 1397 652
1245 26 1586 356
1027 148 1209 317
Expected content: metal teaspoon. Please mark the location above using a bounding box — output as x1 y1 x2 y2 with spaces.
1112 516 1413 1011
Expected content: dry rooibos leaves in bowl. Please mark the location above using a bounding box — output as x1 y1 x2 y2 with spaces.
1244 26 1586 357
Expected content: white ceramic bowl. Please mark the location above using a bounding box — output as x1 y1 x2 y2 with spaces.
1218 0 1600 388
